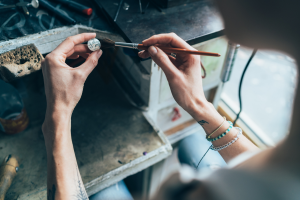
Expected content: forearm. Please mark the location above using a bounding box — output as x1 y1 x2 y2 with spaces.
42 109 88 200
189 99 259 162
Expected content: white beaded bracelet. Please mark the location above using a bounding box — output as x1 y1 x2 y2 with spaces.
210 127 242 151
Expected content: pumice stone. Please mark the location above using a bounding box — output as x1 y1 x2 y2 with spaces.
88 38 101 51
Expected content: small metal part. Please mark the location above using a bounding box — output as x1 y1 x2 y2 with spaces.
115 42 138 49
31 0 39 8
0 0 38 12
19 0 29 15
87 38 101 51
170 53 176 58
39 0 77 25
15 167 19 172
114 0 124 22
123 2 129 10
0 4 16 10
142 1 149 14
138 0 142 13
221 43 240 82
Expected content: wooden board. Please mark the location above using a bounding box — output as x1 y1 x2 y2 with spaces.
0 70 171 199
164 120 197 136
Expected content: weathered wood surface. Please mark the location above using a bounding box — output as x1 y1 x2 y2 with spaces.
0 70 171 200
0 25 125 82
0 25 124 55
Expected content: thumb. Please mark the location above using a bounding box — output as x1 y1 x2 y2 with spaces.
148 46 178 78
78 50 102 76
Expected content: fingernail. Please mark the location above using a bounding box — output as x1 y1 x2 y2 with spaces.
97 50 102 58
148 46 157 56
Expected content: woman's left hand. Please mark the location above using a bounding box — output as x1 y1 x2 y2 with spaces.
41 33 102 115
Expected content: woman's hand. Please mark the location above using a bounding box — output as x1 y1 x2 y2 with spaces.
41 33 101 200
42 33 102 116
138 33 225 134
139 33 259 160
138 33 208 118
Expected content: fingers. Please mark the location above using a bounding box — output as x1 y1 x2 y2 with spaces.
66 44 92 58
53 33 96 55
142 33 194 50
138 50 178 66
67 53 90 59
138 50 150 59
78 53 90 59
68 54 80 59
78 50 102 77
147 46 178 79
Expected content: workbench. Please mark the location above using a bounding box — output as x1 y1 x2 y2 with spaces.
0 69 171 199
0 0 226 199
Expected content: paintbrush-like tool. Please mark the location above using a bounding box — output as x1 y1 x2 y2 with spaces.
87 38 221 57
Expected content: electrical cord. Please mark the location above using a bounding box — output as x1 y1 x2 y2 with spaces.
233 49 257 126
196 48 257 169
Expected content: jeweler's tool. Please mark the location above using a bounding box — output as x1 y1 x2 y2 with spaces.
142 1 150 14
0 155 19 200
88 38 221 57
53 0 93 16
138 0 142 13
39 0 77 25
0 0 39 13
18 0 29 15
28 0 39 9
114 0 124 22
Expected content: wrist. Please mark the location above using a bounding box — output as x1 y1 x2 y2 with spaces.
186 98 213 120
42 108 72 142
187 98 225 134
46 101 74 116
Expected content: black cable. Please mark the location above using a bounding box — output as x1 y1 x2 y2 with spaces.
233 49 257 126
196 144 212 169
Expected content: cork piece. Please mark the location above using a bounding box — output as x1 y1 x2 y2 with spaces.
0 44 44 82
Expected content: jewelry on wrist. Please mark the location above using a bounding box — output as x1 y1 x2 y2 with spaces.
206 121 233 142
207 116 226 139
210 127 242 151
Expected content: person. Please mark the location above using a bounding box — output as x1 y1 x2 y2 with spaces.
41 0 300 199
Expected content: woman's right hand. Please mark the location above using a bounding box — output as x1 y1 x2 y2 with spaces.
138 33 209 119
138 33 226 134
139 33 259 160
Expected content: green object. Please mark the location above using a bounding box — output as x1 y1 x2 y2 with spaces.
207 121 233 142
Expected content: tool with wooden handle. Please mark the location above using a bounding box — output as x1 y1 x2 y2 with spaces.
87 38 221 57
0 155 19 200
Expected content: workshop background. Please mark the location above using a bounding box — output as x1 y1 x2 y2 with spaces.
0 0 297 199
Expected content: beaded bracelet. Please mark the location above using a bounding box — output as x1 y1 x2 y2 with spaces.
206 121 233 142
210 127 242 151
207 116 226 139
